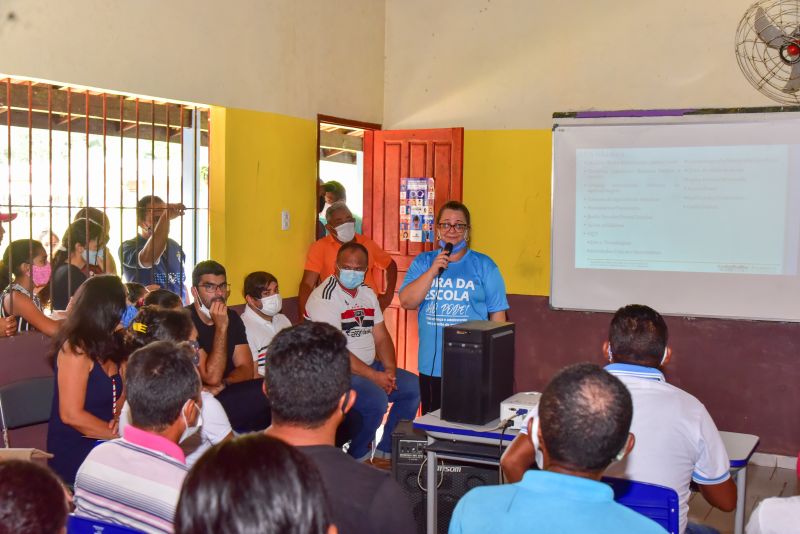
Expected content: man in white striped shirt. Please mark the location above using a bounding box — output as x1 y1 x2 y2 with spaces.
74 341 202 534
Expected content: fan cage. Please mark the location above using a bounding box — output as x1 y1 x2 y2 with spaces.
736 0 800 104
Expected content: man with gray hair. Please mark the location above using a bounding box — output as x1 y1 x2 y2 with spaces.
299 201 397 317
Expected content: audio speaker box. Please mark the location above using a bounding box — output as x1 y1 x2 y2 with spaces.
441 320 515 425
392 421 499 534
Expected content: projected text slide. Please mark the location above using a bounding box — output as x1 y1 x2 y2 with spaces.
575 145 792 274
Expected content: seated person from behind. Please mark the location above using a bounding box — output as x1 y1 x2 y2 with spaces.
74 341 201 533
304 242 420 464
175 434 335 534
240 271 292 377
500 304 735 534
0 460 70 534
264 321 416 534
120 306 233 467
299 201 397 316
187 260 268 432
450 363 664 534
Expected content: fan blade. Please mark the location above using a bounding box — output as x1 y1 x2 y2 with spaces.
783 61 800 93
755 7 791 48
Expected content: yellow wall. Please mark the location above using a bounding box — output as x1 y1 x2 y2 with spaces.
209 108 317 304
463 130 552 296
211 117 554 300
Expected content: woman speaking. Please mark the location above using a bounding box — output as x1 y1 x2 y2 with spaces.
399 200 508 414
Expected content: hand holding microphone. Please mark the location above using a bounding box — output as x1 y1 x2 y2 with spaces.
433 242 454 276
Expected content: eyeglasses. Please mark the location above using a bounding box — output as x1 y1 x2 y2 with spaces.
437 222 469 232
198 282 230 293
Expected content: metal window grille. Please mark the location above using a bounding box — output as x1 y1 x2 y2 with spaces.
0 77 210 308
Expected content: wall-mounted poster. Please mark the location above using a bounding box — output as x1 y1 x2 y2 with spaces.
400 177 435 242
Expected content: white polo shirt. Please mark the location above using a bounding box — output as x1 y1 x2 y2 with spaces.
241 305 292 376
600 363 731 534
304 276 383 365
746 496 800 534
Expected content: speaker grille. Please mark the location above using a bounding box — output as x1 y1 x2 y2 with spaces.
394 458 499 533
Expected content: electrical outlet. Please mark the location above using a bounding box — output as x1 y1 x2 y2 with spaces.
281 210 290 230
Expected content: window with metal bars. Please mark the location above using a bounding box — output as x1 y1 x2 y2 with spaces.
0 77 209 308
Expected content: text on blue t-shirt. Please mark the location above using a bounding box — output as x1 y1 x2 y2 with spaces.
400 249 508 377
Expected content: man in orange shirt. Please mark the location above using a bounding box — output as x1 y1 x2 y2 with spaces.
299 202 397 317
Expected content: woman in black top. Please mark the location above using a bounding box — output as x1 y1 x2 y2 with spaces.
72 208 116 275
50 219 105 310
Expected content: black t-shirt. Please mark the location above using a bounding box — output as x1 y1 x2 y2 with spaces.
51 264 87 310
187 304 248 378
299 445 416 534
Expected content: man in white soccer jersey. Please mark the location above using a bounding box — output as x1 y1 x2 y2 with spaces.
304 241 420 467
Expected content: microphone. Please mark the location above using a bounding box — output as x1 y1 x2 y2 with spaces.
439 242 454 275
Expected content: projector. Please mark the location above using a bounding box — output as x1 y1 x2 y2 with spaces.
500 392 541 430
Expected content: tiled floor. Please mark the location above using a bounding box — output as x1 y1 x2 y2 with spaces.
687 464 798 533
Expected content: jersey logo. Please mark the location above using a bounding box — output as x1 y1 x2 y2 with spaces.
341 307 375 334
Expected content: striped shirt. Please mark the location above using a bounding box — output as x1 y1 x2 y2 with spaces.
0 283 41 332
74 425 188 534
304 275 384 365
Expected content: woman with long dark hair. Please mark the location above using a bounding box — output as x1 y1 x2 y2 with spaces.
50 218 105 310
0 239 60 335
176 434 335 534
46 274 127 485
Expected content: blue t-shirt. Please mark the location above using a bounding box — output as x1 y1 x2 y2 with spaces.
400 248 508 377
449 470 666 534
120 236 186 300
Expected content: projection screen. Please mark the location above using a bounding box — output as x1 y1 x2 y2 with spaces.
551 110 800 321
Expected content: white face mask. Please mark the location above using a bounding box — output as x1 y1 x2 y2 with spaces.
180 401 203 444
259 294 282 317
194 288 212 320
334 221 356 242
319 202 332 219
531 416 545 470
197 300 212 320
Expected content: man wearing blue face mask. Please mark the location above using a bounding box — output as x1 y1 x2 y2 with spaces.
305 242 420 468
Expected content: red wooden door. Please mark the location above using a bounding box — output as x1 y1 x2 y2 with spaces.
362 128 464 374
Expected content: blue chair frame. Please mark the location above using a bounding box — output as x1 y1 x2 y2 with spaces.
67 514 145 534
602 476 680 534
